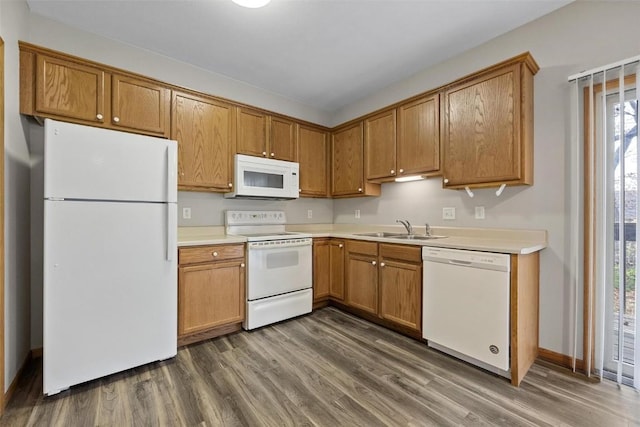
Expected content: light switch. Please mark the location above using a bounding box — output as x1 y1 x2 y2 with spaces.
475 206 485 219
182 207 191 219
355 209 361 219
307 209 313 219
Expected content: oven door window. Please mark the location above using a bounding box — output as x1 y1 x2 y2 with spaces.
266 251 298 269
243 170 284 189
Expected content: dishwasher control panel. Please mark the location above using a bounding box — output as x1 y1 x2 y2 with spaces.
422 247 510 272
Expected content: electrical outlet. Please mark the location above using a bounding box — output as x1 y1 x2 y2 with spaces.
307 209 313 219
355 209 361 219
475 206 485 220
442 207 456 220
182 207 191 219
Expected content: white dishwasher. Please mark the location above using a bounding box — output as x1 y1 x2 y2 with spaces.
422 247 511 377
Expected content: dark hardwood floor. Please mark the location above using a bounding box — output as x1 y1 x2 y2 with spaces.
2 307 639 426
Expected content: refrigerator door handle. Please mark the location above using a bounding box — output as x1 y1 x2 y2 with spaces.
166 144 177 203
167 204 177 261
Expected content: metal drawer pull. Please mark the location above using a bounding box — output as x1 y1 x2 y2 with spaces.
380 262 385 267
371 261 377 266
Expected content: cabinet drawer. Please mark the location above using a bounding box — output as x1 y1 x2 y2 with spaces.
347 239 378 256
179 244 244 265
379 243 421 263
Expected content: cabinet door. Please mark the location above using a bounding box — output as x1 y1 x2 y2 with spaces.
172 91 234 191
443 65 521 186
270 117 297 161
35 54 107 125
178 260 245 336
379 259 422 331
365 109 397 181
397 93 440 176
313 239 330 302
298 125 329 197
236 107 268 157
346 253 378 314
329 240 345 301
331 122 365 196
111 74 171 137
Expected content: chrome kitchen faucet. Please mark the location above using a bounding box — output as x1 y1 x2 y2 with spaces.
396 219 413 235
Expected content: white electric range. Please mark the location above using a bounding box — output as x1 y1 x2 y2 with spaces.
225 210 313 330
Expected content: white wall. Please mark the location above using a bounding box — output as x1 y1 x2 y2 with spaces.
333 0 640 357
1 0 32 392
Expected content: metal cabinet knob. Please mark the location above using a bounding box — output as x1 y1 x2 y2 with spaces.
399 168 404 173
380 262 385 267
299 188 302 193
358 187 363 193
390 169 395 175
444 178 449 184
262 151 267 156
339 244 343 248
270 152 275 157
371 261 377 266
180 172 185 176
212 251 218 257
96 114 103 120
240 263 245 268
228 183 233 188
113 116 120 123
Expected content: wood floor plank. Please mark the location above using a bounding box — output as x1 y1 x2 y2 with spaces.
2 307 640 427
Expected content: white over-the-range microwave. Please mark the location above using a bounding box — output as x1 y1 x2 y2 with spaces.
224 154 300 200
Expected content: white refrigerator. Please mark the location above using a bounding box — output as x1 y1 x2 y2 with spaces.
43 119 178 396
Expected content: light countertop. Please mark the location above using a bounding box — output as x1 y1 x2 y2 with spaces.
178 224 546 254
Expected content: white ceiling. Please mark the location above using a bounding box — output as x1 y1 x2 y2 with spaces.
27 0 572 112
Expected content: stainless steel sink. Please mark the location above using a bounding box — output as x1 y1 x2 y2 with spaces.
353 232 447 240
353 232 405 238
391 234 447 240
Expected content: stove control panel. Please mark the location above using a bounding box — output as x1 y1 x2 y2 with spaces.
226 210 286 226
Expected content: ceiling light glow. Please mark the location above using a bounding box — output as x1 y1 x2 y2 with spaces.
232 0 271 8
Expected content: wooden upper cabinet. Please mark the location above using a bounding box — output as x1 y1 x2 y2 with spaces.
364 109 397 181
270 116 297 161
442 54 538 188
236 107 269 157
397 93 440 177
331 122 381 198
172 91 235 192
298 124 329 197
30 53 108 125
111 74 171 137
236 108 297 161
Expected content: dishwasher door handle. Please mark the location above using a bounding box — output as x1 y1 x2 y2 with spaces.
448 259 472 266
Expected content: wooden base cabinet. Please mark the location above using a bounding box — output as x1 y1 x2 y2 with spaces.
178 244 245 346
343 241 422 335
378 244 422 332
313 238 345 306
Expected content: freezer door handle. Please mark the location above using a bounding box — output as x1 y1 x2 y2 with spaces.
166 144 177 202
167 204 176 261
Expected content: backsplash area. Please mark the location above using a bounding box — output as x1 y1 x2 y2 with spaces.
177 191 334 226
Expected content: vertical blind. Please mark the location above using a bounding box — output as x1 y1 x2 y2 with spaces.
569 55 640 389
